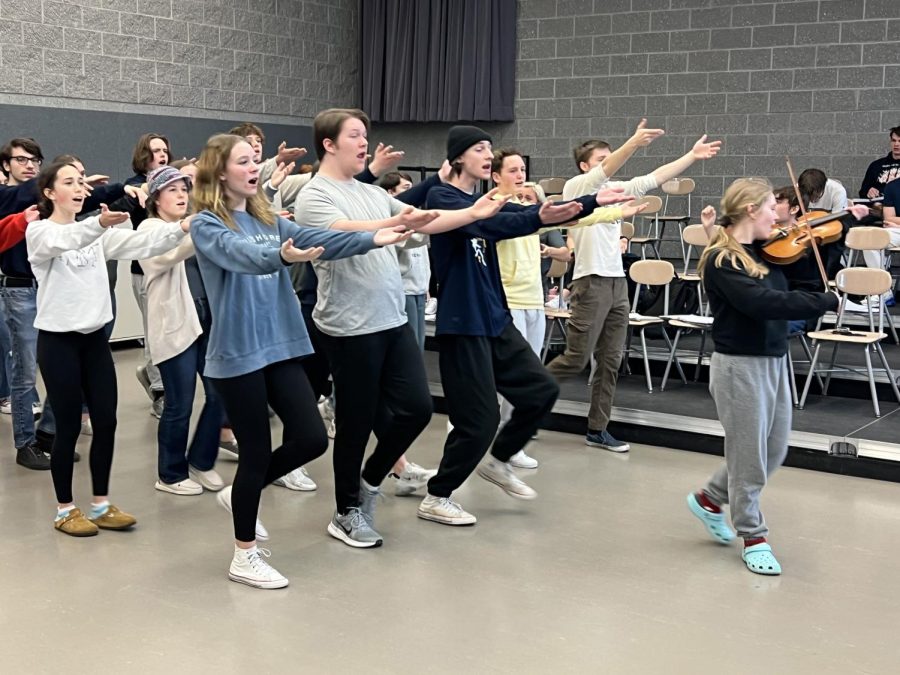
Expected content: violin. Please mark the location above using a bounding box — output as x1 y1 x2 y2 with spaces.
762 209 850 265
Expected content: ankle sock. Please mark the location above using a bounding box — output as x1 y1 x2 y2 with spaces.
55 505 75 521
696 491 722 514
90 501 110 519
744 537 767 548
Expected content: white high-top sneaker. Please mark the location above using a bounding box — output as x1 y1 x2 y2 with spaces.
228 546 288 589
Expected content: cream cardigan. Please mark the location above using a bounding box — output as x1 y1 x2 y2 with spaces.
138 218 203 365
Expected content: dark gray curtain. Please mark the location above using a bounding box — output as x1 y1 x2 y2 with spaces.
360 0 516 123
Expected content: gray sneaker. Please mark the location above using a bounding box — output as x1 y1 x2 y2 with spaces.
327 508 383 548
151 396 165 419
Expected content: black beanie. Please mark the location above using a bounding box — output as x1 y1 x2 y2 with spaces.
447 125 493 162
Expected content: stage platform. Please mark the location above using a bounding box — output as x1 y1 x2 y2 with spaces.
421 310 900 483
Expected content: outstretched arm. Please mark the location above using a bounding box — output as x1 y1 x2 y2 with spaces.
650 135 721 185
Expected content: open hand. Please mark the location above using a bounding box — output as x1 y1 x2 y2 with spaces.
98 203 129 228
692 134 722 160
595 186 632 206
396 206 439 229
276 142 307 166
620 201 648 219
368 142 405 177
471 188 510 219
271 161 296 189
374 225 414 247
848 204 870 220
538 200 583 225
124 184 148 208
85 174 109 186
280 238 324 263
23 205 40 223
628 118 665 148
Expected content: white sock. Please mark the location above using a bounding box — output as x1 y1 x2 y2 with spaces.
56 505 75 520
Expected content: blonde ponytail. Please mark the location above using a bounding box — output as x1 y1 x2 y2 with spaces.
699 178 772 280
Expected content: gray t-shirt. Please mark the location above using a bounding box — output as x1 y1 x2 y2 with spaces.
295 174 407 336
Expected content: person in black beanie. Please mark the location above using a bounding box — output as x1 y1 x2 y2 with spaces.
418 125 632 526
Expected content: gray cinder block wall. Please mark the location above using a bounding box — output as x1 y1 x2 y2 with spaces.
374 0 900 232
0 0 357 123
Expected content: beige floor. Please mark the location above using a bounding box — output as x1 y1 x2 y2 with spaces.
0 347 898 674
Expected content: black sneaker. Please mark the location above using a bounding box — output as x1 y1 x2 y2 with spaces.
36 431 80 462
16 443 51 470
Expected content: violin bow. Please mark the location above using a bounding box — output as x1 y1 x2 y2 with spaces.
785 156 829 289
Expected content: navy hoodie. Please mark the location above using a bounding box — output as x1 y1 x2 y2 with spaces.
425 184 597 337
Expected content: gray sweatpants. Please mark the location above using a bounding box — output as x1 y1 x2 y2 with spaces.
704 352 791 540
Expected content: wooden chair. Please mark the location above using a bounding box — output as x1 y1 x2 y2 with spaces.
799 268 900 417
625 260 686 392
541 258 571 361
660 177 696 264
538 177 566 199
629 195 664 260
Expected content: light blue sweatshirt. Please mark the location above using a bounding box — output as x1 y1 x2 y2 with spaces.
191 210 377 378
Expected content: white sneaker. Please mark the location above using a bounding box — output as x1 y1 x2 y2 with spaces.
273 466 317 491
392 462 437 496
509 449 539 469
217 485 269 541
417 494 477 525
425 297 437 315
228 545 288 589
155 478 203 496
189 466 225 492
80 418 93 436
318 397 336 439
32 402 42 418
476 457 537 500
0 398 10 414
218 439 239 461
325 418 335 439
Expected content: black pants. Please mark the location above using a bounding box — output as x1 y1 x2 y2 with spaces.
318 324 432 513
37 329 118 504
300 302 332 400
428 322 560 498
211 358 327 542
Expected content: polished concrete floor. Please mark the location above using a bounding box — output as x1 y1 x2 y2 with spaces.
1 347 898 674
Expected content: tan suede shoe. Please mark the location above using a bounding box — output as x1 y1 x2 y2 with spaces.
89 505 137 530
54 508 99 537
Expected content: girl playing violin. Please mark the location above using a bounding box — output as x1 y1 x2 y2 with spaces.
686 178 839 576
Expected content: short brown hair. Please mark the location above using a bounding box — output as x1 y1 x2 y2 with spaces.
490 148 524 176
229 122 265 143
572 139 611 171
797 168 827 203
1 137 43 171
774 185 808 212
131 133 170 175
313 108 370 161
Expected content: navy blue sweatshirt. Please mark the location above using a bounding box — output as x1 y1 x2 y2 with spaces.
425 184 598 337
0 181 125 279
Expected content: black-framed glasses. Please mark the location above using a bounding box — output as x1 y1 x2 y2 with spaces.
9 156 42 166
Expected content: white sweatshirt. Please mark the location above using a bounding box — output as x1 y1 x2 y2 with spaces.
564 165 658 280
27 216 186 333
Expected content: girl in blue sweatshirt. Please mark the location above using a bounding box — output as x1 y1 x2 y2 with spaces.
190 133 411 590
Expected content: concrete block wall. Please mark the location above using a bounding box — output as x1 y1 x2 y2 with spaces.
0 0 357 123
374 0 900 241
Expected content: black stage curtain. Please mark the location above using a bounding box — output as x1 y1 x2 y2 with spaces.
360 0 516 123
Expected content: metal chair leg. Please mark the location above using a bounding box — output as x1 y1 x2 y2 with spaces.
787 350 798 407
660 328 682 392
661 329 687 384
695 329 707 382
823 341 840 395
540 317 554 362
640 328 653 393
863 345 881 417
798 334 824 390
798 342 822 410
874 342 900 405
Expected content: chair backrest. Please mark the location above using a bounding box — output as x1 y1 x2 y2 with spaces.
682 223 709 247
845 226 891 251
620 221 635 240
546 258 569 279
629 259 674 286
661 177 695 196
539 177 566 196
836 267 891 296
634 195 663 216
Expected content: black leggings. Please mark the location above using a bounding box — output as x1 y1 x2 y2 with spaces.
318 324 432 513
37 329 118 504
300 302 332 400
211 358 327 543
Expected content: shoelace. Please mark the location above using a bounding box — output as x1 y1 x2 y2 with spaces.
347 508 372 529
247 548 275 575
437 497 465 515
